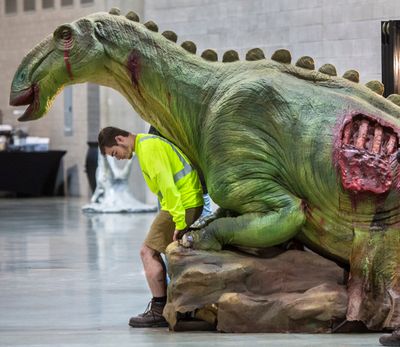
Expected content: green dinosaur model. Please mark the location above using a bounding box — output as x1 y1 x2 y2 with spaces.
9 9 400 342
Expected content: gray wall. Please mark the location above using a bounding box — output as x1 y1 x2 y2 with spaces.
143 0 400 83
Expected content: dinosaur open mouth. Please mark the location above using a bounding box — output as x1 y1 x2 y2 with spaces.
9 84 39 121
338 114 399 194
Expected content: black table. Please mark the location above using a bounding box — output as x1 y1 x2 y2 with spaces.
0 151 66 196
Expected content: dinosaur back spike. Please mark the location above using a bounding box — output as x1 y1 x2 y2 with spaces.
387 94 400 106
126 11 140 22
109 7 121 15
295 56 315 70
201 49 218 62
162 30 178 43
365 80 384 95
271 49 291 64
222 50 240 62
181 41 197 54
343 70 360 83
245 48 265 61
318 63 337 76
144 21 158 32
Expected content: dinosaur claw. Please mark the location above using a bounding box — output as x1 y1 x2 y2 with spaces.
180 229 222 251
181 234 194 248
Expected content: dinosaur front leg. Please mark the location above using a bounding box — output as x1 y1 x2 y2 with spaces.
189 207 237 230
347 226 400 335
181 198 305 251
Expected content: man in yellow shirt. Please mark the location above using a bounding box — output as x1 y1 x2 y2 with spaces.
98 126 203 328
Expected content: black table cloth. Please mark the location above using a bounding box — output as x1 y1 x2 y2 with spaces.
0 151 66 196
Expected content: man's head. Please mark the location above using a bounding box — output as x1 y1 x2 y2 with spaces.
98 126 135 160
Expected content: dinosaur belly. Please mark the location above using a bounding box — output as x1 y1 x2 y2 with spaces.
337 114 400 194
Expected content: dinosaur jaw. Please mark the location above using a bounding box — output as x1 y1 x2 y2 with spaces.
337 114 400 194
9 84 41 121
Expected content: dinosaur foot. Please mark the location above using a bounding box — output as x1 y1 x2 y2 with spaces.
180 229 222 251
380 329 400 346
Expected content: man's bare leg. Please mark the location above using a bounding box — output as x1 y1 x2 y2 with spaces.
140 244 167 297
129 244 168 328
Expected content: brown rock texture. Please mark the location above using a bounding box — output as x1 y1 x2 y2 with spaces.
164 243 348 332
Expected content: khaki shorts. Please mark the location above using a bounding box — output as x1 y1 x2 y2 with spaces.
144 206 203 254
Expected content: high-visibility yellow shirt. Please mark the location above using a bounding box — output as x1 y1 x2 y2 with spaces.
135 133 203 230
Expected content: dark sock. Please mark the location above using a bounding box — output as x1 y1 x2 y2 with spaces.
153 296 167 305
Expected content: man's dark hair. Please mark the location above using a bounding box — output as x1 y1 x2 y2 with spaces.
148 125 161 136
98 127 130 155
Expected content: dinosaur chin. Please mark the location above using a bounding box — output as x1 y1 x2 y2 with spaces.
9 84 41 121
338 113 400 194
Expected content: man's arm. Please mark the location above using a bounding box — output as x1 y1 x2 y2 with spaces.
154 171 187 235
147 147 187 239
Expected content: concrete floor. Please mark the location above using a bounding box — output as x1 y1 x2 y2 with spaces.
0 198 383 347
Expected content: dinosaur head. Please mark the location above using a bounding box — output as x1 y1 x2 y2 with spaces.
9 15 108 121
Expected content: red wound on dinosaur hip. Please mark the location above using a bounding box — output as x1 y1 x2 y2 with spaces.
338 114 399 194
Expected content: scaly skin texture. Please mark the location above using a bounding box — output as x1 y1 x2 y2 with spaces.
9 12 400 332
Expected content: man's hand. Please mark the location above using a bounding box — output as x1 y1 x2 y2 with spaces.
173 228 187 241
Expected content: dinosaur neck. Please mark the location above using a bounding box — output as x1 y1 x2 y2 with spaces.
101 28 219 165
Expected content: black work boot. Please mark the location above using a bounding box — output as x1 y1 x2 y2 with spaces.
380 329 400 346
129 299 168 328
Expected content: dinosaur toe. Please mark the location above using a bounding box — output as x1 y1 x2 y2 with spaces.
180 229 222 251
180 233 194 248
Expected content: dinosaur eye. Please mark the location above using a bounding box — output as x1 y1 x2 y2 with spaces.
54 25 74 51
61 29 72 40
